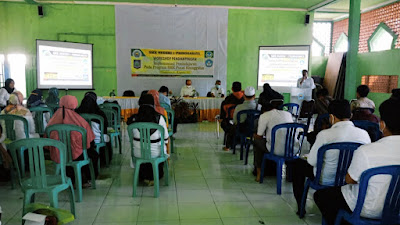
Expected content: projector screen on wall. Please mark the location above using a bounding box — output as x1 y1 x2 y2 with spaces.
257 45 310 91
37 40 93 89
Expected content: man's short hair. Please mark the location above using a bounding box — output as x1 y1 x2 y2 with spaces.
316 88 329 98
216 80 221 83
159 86 169 93
328 99 351 119
232 81 242 92
302 69 308 73
379 97 400 134
357 85 370 98
186 79 191 83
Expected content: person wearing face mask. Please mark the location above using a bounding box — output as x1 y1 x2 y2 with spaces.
290 100 371 217
314 96 400 225
210 80 225 98
0 79 16 110
180 79 196 97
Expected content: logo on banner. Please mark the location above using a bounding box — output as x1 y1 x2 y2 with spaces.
132 49 142 58
205 59 213 67
134 60 141 69
205 51 214 58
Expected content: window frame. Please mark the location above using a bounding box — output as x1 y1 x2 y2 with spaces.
312 38 325 57
334 33 348 53
368 22 398 52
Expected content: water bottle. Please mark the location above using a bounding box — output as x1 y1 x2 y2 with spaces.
109 89 116 97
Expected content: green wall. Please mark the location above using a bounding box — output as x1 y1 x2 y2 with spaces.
311 56 328 77
357 49 400 115
0 2 116 101
227 9 313 98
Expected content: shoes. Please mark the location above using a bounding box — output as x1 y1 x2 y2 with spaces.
144 179 155 186
222 147 230 151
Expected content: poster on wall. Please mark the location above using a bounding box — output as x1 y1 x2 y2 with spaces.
131 48 214 77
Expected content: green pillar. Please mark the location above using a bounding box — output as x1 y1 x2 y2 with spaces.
344 0 361 99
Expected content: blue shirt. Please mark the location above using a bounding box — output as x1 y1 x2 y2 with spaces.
159 93 171 108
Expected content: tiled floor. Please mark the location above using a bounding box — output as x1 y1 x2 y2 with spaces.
0 122 322 225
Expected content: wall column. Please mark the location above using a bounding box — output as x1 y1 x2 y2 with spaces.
344 0 361 99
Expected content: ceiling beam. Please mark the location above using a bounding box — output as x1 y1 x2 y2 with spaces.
308 0 339 11
316 9 349 13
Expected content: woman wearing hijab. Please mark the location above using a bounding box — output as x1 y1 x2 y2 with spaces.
0 79 15 110
147 90 168 123
127 94 169 185
76 91 111 164
47 95 98 187
258 83 284 108
27 89 51 129
1 91 39 140
45 87 60 112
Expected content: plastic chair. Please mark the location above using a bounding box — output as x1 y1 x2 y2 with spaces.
101 108 122 154
47 103 59 114
0 114 29 184
128 122 169 198
279 103 300 117
165 108 175 153
334 165 400 225
101 102 122 130
7 138 75 216
160 103 171 109
80 113 110 168
260 123 307 195
29 106 54 136
352 120 382 142
45 124 96 202
232 110 261 165
299 142 363 218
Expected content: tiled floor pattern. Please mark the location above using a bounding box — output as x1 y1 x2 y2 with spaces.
0 122 322 225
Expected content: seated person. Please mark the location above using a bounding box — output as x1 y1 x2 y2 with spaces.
27 89 51 129
0 79 15 110
223 86 257 151
127 94 169 185
258 83 283 108
220 81 244 125
123 90 135 97
297 70 316 89
158 86 171 108
351 85 375 111
314 88 333 115
180 79 196 97
0 124 12 181
76 91 112 164
291 100 371 216
253 102 294 182
45 87 60 112
47 95 98 187
210 80 225 98
314 96 400 225
141 90 149 97
207 92 213 97
1 91 39 140
390 88 400 100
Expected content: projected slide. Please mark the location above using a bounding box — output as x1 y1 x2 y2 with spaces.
257 46 309 89
37 40 93 89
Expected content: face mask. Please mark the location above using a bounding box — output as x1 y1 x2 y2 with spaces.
186 85 192 88
216 85 220 89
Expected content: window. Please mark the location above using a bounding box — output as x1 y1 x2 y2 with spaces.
361 75 398 93
313 22 332 56
368 23 398 52
334 33 348 53
312 38 325 56
7 54 27 97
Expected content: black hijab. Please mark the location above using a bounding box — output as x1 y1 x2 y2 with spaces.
27 89 44 108
258 83 283 107
4 79 15 94
127 94 160 125
76 91 108 129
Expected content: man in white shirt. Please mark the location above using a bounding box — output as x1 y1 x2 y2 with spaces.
180 79 196 97
350 85 375 111
210 80 225 98
314 96 400 225
253 103 294 182
291 100 371 217
297 70 316 89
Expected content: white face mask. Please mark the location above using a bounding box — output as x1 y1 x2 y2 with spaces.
186 85 192 88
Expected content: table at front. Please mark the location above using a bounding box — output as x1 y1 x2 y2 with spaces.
101 97 224 122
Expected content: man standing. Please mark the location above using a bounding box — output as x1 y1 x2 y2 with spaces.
210 80 225 98
297 70 316 89
180 79 196 97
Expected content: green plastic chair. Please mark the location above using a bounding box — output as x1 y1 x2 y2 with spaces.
101 108 122 154
101 103 122 130
7 138 75 217
29 107 54 136
165 108 175 153
45 124 96 202
0 114 30 186
160 103 171 109
46 103 59 115
80 113 110 168
127 122 169 198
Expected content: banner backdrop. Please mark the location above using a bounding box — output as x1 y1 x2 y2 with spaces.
131 49 215 77
115 6 228 96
